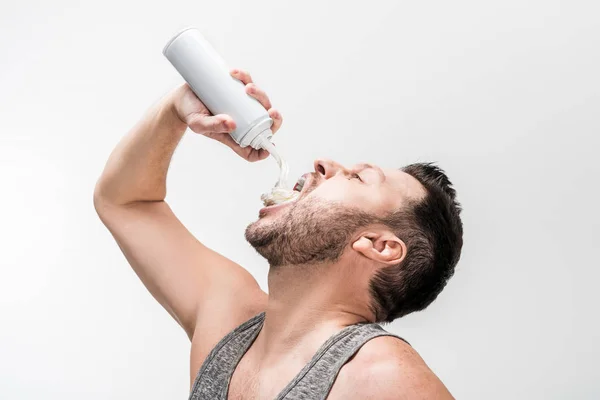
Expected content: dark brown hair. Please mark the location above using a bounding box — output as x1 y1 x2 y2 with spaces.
369 162 464 322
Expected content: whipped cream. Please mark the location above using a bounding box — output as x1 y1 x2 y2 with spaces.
261 187 299 206
259 140 298 207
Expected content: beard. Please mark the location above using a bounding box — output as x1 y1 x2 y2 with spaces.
245 196 376 268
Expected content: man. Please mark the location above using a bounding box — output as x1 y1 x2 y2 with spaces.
94 69 463 399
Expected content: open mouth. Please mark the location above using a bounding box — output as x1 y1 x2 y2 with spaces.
260 173 311 210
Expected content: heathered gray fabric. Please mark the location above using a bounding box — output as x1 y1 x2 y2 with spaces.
189 312 408 400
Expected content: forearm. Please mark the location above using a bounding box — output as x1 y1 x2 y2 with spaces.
95 91 187 206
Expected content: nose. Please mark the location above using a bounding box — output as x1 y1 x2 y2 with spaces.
314 159 345 180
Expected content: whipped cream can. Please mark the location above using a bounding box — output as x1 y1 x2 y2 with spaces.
163 28 274 150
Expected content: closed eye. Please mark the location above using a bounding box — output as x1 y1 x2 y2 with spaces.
350 173 363 182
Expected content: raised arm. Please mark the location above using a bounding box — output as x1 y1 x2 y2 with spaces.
93 71 281 355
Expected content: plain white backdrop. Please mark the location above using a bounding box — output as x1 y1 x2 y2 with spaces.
1 0 599 399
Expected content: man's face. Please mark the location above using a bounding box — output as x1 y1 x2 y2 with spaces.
245 159 425 267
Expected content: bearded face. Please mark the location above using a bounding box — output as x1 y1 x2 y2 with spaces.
245 159 424 268
245 196 375 267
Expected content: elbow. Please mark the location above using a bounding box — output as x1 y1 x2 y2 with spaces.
93 171 129 214
93 182 107 219
93 178 115 220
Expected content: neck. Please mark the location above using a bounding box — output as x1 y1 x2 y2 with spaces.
252 256 374 365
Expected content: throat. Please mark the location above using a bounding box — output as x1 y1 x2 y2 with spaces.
256 263 372 363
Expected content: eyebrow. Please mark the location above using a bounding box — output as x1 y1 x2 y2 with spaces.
355 163 386 182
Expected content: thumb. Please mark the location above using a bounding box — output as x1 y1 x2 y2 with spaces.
187 113 236 134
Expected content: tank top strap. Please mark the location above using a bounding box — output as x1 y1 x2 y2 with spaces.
189 314 408 400
276 323 409 400
189 312 265 400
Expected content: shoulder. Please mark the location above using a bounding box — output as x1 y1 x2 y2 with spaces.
330 335 454 400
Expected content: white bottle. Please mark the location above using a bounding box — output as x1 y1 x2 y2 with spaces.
163 27 274 150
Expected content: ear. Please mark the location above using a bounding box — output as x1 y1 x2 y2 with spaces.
352 230 407 266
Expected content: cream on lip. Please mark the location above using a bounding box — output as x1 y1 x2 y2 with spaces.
261 174 308 207
260 187 299 207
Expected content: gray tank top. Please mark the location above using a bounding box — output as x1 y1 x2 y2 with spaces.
189 312 408 400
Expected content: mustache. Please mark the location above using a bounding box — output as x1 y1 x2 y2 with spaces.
303 172 320 195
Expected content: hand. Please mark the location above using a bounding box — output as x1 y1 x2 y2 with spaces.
170 69 283 162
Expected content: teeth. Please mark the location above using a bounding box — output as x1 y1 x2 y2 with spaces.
294 176 306 192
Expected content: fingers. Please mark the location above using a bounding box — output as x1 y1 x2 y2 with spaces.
214 133 270 162
231 69 272 110
230 69 253 85
229 68 283 140
231 69 282 134
269 108 283 134
187 113 236 134
251 148 271 162
245 83 272 110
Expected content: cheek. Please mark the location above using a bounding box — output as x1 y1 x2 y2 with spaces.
310 181 372 206
310 180 349 201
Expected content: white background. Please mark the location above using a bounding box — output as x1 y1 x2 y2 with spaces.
1 0 599 399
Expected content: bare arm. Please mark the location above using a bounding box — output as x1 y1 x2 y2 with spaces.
94 71 281 351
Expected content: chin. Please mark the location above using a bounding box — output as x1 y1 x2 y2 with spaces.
245 215 278 255
246 196 370 268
